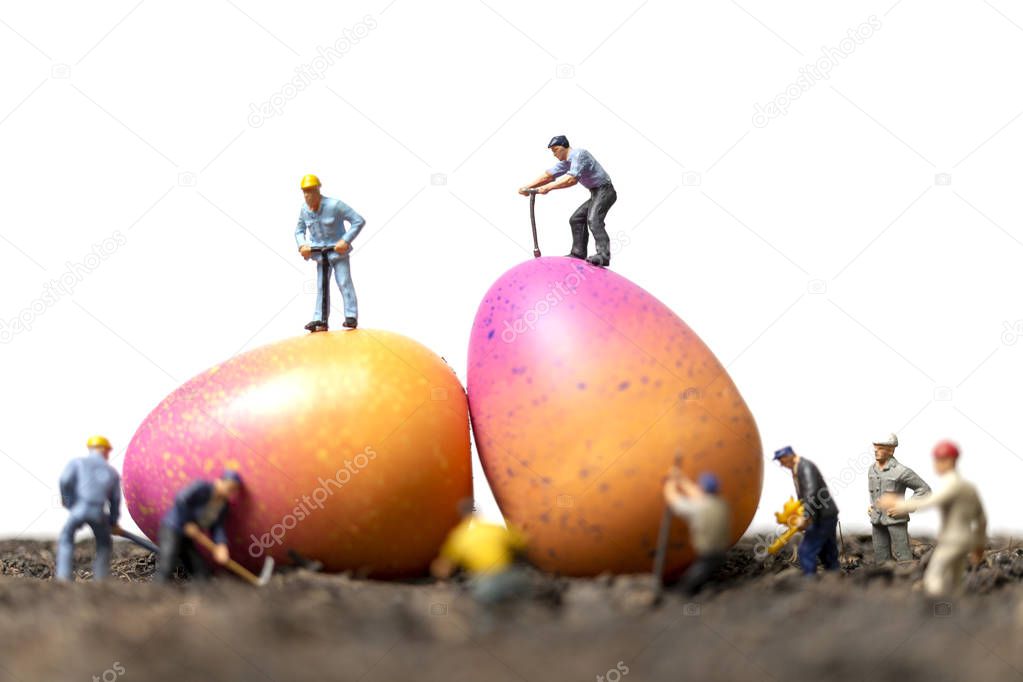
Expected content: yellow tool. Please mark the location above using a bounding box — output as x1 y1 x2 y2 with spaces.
767 497 805 555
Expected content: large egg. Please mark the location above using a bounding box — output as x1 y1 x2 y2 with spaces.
123 330 471 577
467 257 762 576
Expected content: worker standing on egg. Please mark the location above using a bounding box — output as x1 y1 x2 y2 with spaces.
773 446 841 575
295 174 366 332
55 435 122 582
155 470 243 583
518 135 617 267
662 471 731 594
877 441 987 596
866 432 930 564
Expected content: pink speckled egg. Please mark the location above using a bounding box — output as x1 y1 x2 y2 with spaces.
467 257 762 576
123 329 471 577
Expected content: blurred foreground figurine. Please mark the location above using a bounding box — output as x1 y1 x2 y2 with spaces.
878 441 987 597
155 470 242 582
867 433 930 563
518 135 617 267
662 471 731 595
56 435 122 581
773 446 841 575
431 501 530 605
295 174 365 332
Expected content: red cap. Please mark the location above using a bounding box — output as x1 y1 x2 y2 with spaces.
933 440 960 460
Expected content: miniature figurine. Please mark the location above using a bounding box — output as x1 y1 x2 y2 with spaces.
431 500 530 605
661 471 731 594
878 440 987 597
294 174 366 332
517 135 617 267
867 432 930 564
155 470 242 583
773 446 841 575
56 435 122 582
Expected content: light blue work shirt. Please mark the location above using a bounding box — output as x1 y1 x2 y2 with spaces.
59 453 121 525
547 148 612 189
295 196 366 250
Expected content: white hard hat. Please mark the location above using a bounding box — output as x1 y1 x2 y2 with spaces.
872 433 898 448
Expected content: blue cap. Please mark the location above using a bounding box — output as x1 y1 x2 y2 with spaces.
773 446 794 460
221 469 243 485
698 472 720 494
547 135 570 148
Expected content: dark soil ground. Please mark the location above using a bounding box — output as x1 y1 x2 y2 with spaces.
1 534 1022 682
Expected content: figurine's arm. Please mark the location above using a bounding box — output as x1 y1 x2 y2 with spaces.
58 460 77 509
210 507 229 547
518 172 554 194
338 202 366 244
901 467 931 499
108 473 122 528
294 210 309 249
890 478 952 515
543 174 579 192
663 480 695 518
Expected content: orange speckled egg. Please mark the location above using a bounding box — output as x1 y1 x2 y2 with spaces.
467 257 762 576
123 329 471 577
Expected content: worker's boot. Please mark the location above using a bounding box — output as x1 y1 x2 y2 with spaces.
343 317 358 329
305 320 328 333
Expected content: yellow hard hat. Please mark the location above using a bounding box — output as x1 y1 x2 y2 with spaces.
86 435 112 450
300 174 321 189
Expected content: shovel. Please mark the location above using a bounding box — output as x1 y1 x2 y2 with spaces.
190 530 275 587
112 526 160 554
525 189 542 258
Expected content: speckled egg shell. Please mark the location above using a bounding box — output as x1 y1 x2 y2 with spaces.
123 329 471 577
467 257 762 576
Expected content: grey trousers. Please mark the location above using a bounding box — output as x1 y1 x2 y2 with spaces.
568 183 617 259
55 506 112 581
156 524 211 582
872 522 912 562
678 552 726 595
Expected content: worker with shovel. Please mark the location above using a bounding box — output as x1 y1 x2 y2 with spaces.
295 174 366 332
155 470 243 583
518 135 617 267
55 435 122 581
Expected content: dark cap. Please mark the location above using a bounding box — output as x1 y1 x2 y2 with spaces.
221 469 243 486
773 446 795 460
547 135 570 149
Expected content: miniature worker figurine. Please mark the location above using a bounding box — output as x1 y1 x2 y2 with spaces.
155 470 242 583
878 441 987 597
518 135 617 267
773 446 841 575
295 174 366 332
867 432 930 564
56 435 122 581
431 500 530 605
662 471 731 594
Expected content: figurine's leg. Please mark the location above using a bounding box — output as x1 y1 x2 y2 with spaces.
797 523 822 575
155 525 183 582
819 516 840 571
568 200 591 258
183 539 211 581
332 253 358 321
887 523 913 562
90 517 113 580
871 524 893 563
586 184 617 264
923 543 957 596
313 253 331 323
678 553 725 595
55 515 83 581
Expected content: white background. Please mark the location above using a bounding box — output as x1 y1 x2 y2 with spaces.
1 0 1021 541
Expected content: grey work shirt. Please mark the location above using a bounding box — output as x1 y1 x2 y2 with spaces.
868 457 930 526
546 149 612 189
